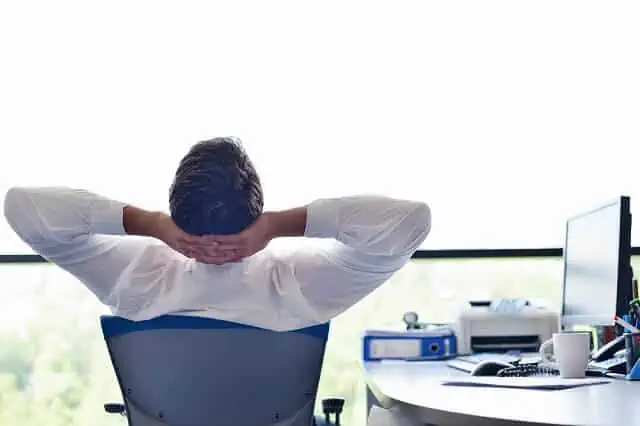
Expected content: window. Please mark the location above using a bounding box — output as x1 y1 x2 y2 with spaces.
1 2 639 254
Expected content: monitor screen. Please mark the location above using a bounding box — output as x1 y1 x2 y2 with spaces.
561 197 632 327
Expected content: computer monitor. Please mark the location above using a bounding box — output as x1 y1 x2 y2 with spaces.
561 196 633 328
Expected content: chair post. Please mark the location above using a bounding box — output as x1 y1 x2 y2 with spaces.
322 397 345 425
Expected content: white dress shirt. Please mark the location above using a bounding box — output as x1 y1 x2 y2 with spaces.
3 187 431 331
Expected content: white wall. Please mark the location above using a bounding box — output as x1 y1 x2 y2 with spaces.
1 0 639 253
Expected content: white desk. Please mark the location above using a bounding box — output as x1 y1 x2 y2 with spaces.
364 360 640 426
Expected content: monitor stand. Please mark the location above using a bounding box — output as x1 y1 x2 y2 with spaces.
591 335 625 362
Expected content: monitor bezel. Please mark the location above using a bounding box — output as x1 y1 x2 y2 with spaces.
560 196 632 328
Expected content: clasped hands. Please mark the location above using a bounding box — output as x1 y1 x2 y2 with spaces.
158 213 272 265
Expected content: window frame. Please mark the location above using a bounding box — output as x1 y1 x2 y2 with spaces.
2 247 640 263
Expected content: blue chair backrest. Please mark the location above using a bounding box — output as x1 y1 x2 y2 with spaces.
101 315 330 426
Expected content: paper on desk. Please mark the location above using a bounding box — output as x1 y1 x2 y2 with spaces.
441 377 611 390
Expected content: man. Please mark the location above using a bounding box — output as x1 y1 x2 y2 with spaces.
3 137 431 331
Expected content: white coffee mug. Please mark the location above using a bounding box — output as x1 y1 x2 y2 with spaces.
539 331 591 378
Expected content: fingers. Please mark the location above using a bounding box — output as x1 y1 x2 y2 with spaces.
179 244 245 265
177 234 218 247
205 233 239 243
213 244 246 254
175 232 248 265
179 234 245 249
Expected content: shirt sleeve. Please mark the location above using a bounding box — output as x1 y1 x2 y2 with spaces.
304 195 431 258
3 186 184 312
269 195 431 325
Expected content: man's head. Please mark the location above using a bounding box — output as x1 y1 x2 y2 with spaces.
169 137 263 236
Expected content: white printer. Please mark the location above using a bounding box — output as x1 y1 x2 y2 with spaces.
453 299 559 354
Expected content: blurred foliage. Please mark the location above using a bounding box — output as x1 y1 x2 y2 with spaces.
0 259 638 425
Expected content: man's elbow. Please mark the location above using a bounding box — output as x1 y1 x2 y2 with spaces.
404 202 432 252
3 187 34 241
415 202 432 236
4 187 24 225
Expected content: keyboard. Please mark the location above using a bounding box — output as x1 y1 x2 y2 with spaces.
446 353 527 373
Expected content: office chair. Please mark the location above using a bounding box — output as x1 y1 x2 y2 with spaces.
100 315 345 426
